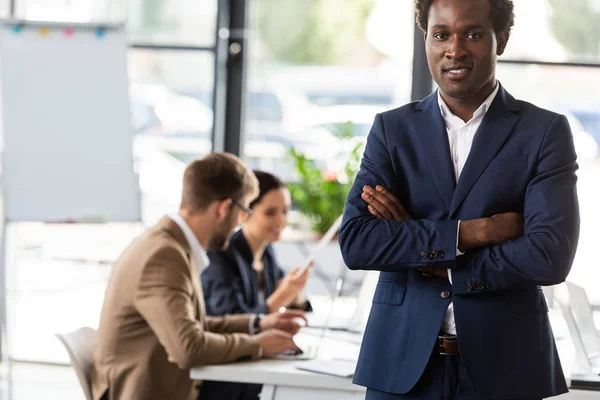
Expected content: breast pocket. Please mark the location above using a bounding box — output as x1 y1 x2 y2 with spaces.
372 279 407 306
483 155 528 174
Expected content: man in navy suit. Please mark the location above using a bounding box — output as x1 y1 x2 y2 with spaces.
338 0 580 398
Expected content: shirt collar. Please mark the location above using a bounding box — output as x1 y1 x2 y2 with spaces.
168 213 210 273
437 80 500 122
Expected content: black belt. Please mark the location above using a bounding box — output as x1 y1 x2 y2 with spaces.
438 335 459 356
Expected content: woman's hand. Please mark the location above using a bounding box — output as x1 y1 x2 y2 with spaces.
267 265 311 312
279 266 311 293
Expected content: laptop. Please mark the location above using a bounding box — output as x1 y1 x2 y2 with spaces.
272 218 377 359
273 289 338 360
307 270 379 333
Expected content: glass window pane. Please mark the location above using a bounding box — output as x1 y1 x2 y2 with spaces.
244 0 414 183
129 49 215 224
127 0 217 46
498 63 600 305
504 0 600 63
244 0 415 298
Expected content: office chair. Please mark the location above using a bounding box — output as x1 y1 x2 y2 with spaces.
565 281 600 357
55 327 97 400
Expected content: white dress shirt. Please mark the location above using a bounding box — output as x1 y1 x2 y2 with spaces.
438 82 500 334
168 213 210 274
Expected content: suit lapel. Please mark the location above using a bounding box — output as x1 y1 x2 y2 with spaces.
412 93 456 212
449 86 520 217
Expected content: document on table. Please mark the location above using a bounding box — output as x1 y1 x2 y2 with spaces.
294 359 356 378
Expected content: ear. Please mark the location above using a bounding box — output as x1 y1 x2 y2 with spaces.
215 198 233 221
496 31 509 56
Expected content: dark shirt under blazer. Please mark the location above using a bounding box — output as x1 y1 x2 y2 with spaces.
203 229 312 316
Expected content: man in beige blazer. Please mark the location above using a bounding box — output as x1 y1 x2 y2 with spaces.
91 153 305 400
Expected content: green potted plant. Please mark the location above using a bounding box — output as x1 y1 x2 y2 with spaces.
287 121 364 235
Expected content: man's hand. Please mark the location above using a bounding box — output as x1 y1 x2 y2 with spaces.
259 309 307 335
459 212 524 251
362 185 410 221
254 329 301 358
487 212 524 244
362 185 446 278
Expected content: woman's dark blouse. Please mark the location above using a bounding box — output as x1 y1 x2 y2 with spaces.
202 229 312 316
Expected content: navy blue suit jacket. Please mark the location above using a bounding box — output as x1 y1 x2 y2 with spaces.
338 84 580 399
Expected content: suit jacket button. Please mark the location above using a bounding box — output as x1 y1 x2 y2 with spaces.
420 252 427 258
440 290 451 299
427 251 435 259
438 251 445 258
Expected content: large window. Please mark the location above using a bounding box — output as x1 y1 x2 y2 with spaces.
243 0 415 181
241 0 416 297
128 0 217 46
507 0 600 63
129 50 215 223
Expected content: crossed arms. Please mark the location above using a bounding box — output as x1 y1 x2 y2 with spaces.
338 113 580 294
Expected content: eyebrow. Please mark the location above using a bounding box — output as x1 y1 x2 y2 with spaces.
430 24 486 31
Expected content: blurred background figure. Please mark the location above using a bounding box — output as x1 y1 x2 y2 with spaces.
203 170 312 317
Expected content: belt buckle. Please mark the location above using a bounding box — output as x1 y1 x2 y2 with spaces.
438 335 457 356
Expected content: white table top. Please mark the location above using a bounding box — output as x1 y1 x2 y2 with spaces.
190 312 600 397
190 329 365 392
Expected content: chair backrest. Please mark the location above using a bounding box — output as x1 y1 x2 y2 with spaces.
555 297 595 375
565 281 600 358
55 327 98 400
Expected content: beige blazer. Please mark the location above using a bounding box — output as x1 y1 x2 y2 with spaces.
90 216 260 400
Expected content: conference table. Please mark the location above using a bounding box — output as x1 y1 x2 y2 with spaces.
190 327 599 400
191 328 364 400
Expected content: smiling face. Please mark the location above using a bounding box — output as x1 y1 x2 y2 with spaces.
244 188 291 243
425 0 508 102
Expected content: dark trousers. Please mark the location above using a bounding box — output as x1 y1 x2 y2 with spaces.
365 349 540 400
198 380 262 400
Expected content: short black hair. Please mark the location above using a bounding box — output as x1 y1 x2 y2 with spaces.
249 170 286 209
415 0 515 37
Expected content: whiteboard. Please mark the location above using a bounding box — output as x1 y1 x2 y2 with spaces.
0 21 140 222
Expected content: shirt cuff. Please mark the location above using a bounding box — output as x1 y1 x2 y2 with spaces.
456 220 465 256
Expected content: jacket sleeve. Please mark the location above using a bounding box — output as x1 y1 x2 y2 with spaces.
451 114 580 294
339 113 460 271
134 246 260 369
202 252 269 316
